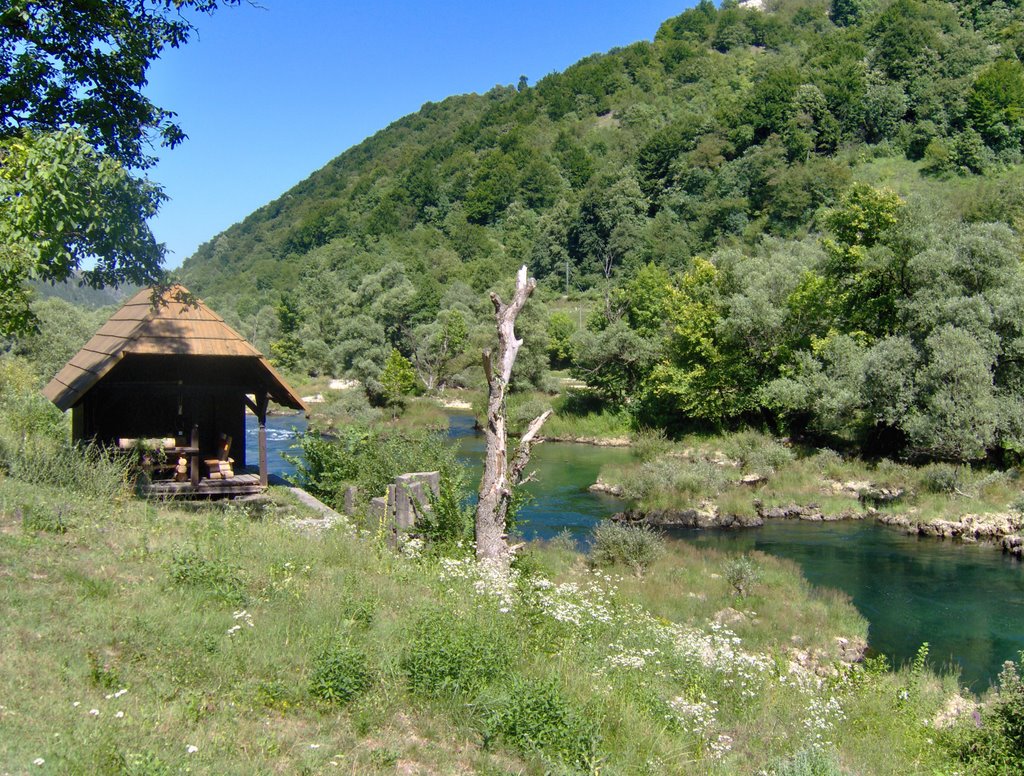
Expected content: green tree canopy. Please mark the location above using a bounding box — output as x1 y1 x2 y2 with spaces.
0 0 238 334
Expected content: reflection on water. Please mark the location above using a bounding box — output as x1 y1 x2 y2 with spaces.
252 408 1024 687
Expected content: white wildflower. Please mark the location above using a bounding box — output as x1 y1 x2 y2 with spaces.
186 744 198 754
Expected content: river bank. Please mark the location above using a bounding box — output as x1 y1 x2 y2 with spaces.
589 429 1024 560
611 499 1024 559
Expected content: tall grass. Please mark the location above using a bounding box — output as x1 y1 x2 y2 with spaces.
0 357 135 501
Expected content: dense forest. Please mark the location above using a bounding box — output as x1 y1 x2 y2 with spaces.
176 0 1024 464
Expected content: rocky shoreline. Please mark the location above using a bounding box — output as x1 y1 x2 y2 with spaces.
539 434 631 447
875 512 1024 558
606 492 1024 560
611 500 864 531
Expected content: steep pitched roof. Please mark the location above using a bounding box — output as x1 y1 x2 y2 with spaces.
42 285 307 413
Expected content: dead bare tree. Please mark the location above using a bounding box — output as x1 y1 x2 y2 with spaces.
475 265 552 563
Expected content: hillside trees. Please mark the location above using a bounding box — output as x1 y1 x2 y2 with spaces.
0 0 239 334
172 0 1024 463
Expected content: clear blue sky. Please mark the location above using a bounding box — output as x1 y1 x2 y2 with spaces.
146 1 692 267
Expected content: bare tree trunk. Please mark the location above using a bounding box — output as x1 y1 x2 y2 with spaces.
475 266 552 563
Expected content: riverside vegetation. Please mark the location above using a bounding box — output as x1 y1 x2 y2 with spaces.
5 359 1024 774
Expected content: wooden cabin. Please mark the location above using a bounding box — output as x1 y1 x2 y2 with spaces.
42 285 308 497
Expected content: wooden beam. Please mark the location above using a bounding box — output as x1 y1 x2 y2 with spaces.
189 424 200 487
256 390 269 487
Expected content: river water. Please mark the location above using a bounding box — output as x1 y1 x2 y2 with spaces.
249 411 1024 688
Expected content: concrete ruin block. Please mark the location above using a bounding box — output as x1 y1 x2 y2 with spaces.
394 471 440 529
343 486 357 515
367 496 388 531
385 484 398 547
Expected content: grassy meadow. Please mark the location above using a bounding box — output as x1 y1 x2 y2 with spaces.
2 468 1012 775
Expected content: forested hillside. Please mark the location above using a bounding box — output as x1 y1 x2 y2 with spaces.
181 0 1024 463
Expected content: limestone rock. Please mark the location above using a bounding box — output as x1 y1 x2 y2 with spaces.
589 479 625 497
932 693 979 730
834 636 867 664
713 607 748 627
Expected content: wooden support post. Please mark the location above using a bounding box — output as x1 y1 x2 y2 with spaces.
256 391 269 487
190 424 200 487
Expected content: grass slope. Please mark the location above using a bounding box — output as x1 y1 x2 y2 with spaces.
0 473 980 775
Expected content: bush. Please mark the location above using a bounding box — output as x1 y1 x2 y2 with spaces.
479 677 600 770
287 426 459 512
309 641 374 705
810 448 844 476
168 547 248 605
624 457 730 502
590 520 664 577
416 470 475 549
718 430 795 474
724 553 762 598
768 745 843 775
920 463 962 494
631 427 671 462
507 396 553 435
943 653 1024 772
20 503 70 534
401 608 516 698
0 360 136 499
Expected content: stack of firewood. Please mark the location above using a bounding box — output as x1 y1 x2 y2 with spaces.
205 458 234 479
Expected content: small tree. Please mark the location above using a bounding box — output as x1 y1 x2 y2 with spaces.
380 349 416 418
411 308 469 391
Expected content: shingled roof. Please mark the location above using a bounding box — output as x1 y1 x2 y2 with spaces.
42 285 307 413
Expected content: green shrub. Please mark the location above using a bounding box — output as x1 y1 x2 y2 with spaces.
718 430 795 474
401 608 515 698
1012 493 1024 514
168 547 248 605
507 396 553 435
810 448 844 477
631 427 671 462
19 503 70 534
309 641 374 705
920 463 962 494
0 433 135 501
590 520 664 577
479 677 600 771
417 469 475 549
0 362 135 499
625 457 730 501
286 426 459 512
942 654 1024 773
724 553 762 598
768 745 843 776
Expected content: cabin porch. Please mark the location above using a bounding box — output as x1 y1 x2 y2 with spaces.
141 469 266 499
